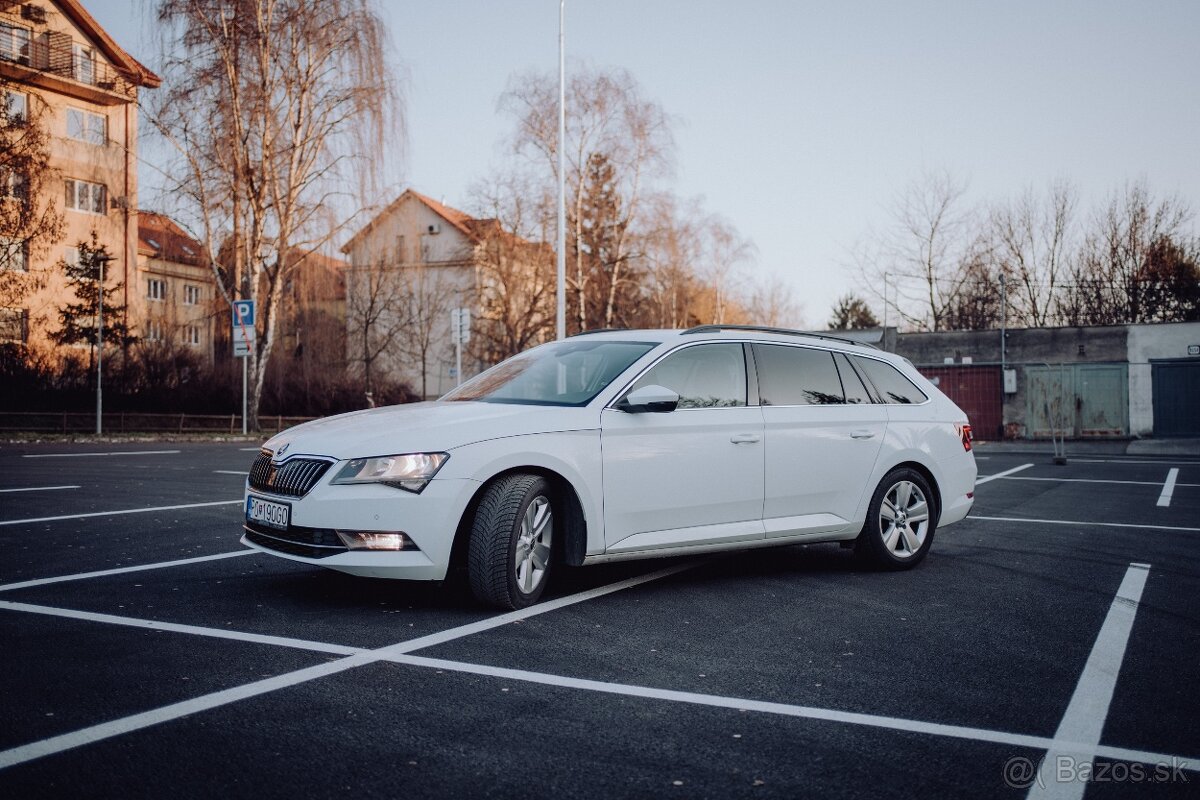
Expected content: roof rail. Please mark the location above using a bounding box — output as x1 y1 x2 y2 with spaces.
568 328 629 337
681 324 880 350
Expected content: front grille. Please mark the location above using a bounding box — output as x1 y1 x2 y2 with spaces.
248 452 332 497
244 522 348 559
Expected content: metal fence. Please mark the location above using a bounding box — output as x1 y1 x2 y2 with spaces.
0 412 315 435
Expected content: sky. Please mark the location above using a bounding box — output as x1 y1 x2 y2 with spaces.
93 0 1200 327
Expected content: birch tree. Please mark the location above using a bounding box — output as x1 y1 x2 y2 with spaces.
988 180 1076 327
152 0 399 428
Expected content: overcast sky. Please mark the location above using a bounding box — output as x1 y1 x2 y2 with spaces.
98 0 1199 327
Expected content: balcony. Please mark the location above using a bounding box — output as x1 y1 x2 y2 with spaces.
0 36 137 105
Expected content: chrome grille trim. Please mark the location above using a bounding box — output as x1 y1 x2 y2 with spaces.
248 453 333 498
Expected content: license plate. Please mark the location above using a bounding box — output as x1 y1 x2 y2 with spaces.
246 496 290 530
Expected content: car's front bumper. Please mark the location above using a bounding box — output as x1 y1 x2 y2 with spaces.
241 477 481 581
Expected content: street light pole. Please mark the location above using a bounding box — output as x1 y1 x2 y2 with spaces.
94 253 114 436
556 0 566 340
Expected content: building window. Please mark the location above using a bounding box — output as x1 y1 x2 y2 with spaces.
0 24 31 64
394 234 406 263
147 277 166 301
0 237 28 272
63 245 80 266
0 307 29 343
185 325 201 346
72 43 95 85
145 320 163 342
3 90 27 124
2 170 27 203
67 108 106 145
183 284 200 305
64 178 106 214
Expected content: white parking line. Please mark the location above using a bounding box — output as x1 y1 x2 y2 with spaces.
387 653 1197 775
21 450 182 458
975 463 1034 484
995 476 1200 488
0 551 253 593
239 447 262 452
0 601 361 656
971 515 1200 533
1070 458 1200 465
1028 564 1151 799
0 485 80 494
0 500 242 527
1157 468 1179 508
0 560 700 769
213 470 248 476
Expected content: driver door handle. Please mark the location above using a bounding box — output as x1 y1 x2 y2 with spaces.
850 429 876 439
730 433 761 444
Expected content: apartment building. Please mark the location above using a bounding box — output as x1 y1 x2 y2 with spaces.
137 210 216 366
0 0 160 352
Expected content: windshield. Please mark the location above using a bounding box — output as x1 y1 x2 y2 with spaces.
442 340 658 406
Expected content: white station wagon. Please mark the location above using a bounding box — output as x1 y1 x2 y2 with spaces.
243 326 976 609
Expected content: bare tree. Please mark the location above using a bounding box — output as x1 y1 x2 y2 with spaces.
499 65 672 333
1059 181 1194 325
0 80 63 307
398 262 460 399
700 214 756 325
861 170 980 331
469 174 555 362
345 257 410 397
151 0 399 428
988 179 1076 327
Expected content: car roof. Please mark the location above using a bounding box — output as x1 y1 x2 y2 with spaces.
569 325 886 357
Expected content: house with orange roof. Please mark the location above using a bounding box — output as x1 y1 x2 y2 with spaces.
135 210 219 365
0 0 160 353
341 188 544 398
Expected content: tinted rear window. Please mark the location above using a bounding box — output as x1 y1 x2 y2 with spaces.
755 344 844 405
852 356 929 405
834 353 873 404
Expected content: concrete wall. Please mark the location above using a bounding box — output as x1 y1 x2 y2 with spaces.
1126 321 1200 437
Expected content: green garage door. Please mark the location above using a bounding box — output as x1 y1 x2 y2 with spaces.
1152 359 1200 437
1025 364 1129 438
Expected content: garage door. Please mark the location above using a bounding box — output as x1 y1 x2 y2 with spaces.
1152 359 1200 437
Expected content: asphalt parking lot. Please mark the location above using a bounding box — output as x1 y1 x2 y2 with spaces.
1 441 1198 798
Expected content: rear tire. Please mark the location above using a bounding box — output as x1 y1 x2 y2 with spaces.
855 468 936 570
467 474 555 609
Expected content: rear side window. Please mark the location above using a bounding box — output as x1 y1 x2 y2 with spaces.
833 353 873 404
853 356 929 405
632 343 747 408
755 344 844 405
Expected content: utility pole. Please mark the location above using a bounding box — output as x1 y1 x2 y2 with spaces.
94 253 114 435
556 0 566 340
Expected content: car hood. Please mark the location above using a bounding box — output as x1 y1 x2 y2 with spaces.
262 401 600 461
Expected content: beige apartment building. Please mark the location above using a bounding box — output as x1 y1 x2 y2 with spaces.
0 0 161 354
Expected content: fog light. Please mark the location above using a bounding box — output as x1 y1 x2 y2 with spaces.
336 530 407 550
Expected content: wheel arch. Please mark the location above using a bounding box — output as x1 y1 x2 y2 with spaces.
448 465 589 573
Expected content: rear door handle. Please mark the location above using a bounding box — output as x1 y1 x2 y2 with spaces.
730 433 762 444
850 430 876 439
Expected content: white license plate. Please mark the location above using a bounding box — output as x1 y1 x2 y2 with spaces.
246 496 290 530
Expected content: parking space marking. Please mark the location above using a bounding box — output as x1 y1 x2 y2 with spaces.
239 447 262 452
1157 468 1179 508
993 476 1200 488
0 551 253 593
0 499 242 527
970 515 1200 533
1069 458 1200 465
0 560 701 769
21 450 182 458
0 600 362 656
385 653 1199 775
976 463 1034 484
213 470 248 475
1028 564 1151 799
0 485 80 493
0 655 377 771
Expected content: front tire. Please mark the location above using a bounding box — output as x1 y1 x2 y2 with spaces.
467 474 555 609
855 468 936 569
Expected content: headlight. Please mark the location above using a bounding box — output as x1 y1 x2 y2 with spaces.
330 452 449 493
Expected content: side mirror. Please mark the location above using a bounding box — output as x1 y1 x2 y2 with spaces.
618 384 679 413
